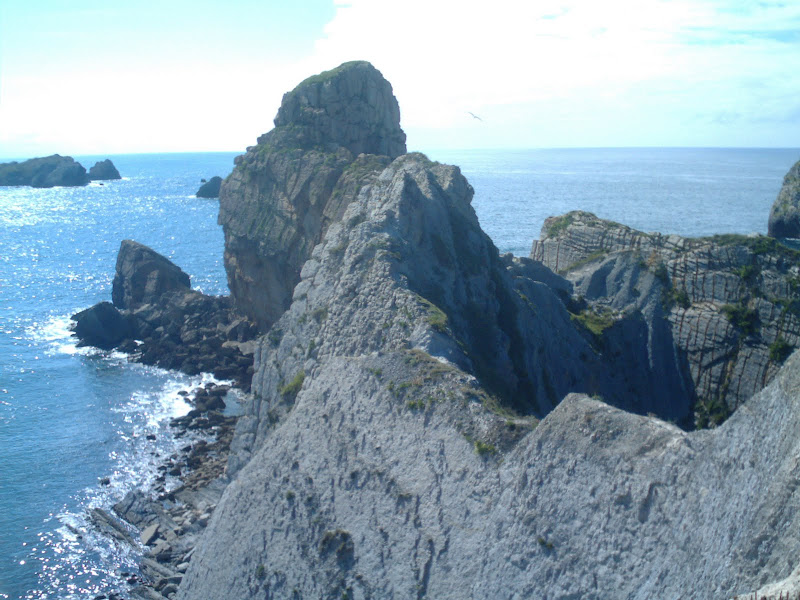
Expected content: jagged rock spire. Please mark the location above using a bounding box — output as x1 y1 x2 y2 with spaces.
272 60 407 158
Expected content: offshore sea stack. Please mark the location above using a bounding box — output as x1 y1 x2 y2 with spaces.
768 158 800 238
218 61 407 330
88 158 122 181
169 62 800 599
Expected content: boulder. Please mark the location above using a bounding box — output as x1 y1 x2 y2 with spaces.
88 159 121 181
195 176 222 198
0 154 89 187
111 240 191 310
71 301 134 349
768 158 800 238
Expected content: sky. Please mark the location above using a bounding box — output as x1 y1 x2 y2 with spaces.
0 0 798 157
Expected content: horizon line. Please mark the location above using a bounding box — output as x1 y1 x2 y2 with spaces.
0 145 798 161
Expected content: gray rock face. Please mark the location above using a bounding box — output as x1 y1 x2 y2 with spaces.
195 176 222 198
273 60 406 159
531 210 800 427
218 61 405 331
165 66 800 600
0 154 89 187
88 158 121 181
768 158 800 238
177 151 793 599
112 240 191 310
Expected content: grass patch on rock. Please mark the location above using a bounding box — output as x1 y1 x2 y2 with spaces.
720 303 759 336
279 370 305 400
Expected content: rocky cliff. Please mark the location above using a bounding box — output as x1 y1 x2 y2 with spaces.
72 61 800 599
167 64 800 599
769 159 800 238
218 61 406 331
531 211 800 427
73 240 257 389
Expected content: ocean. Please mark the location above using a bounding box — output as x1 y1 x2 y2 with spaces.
0 147 797 599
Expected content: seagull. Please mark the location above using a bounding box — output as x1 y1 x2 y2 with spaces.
467 111 483 122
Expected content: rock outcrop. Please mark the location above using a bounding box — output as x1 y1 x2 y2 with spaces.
195 176 222 198
88 159 121 181
112 240 191 310
531 211 800 427
72 301 135 349
218 60 406 330
74 240 257 389
0 154 89 187
768 158 800 238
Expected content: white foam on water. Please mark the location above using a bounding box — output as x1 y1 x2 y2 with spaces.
28 368 226 599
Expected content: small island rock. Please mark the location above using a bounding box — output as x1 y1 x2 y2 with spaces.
196 176 222 198
88 159 121 181
0 154 89 188
768 158 800 238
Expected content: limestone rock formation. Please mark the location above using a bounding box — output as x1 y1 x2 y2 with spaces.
173 62 800 599
112 240 191 310
218 60 406 330
0 154 89 187
768 158 800 238
69 62 800 600
531 210 800 427
273 60 407 159
179 345 800 600
88 159 122 181
195 176 222 198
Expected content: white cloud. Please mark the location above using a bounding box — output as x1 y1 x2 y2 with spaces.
302 0 800 148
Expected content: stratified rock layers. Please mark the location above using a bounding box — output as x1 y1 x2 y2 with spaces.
531 211 800 426
218 61 406 331
112 240 191 310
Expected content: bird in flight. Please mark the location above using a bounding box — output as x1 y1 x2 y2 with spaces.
467 111 483 121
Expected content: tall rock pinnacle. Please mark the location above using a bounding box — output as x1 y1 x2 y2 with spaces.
218 61 406 329
271 60 407 158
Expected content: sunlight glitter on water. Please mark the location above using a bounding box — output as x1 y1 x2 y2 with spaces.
25 369 220 599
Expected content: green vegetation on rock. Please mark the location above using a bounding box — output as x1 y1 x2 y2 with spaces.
769 337 793 363
572 307 616 340
279 370 305 400
720 303 759 336
545 214 575 238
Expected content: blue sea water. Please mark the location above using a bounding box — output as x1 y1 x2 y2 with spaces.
0 147 798 599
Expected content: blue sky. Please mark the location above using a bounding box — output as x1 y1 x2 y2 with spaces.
0 0 798 157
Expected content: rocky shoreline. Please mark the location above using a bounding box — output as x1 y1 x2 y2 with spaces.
86 381 240 600
70 241 255 600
